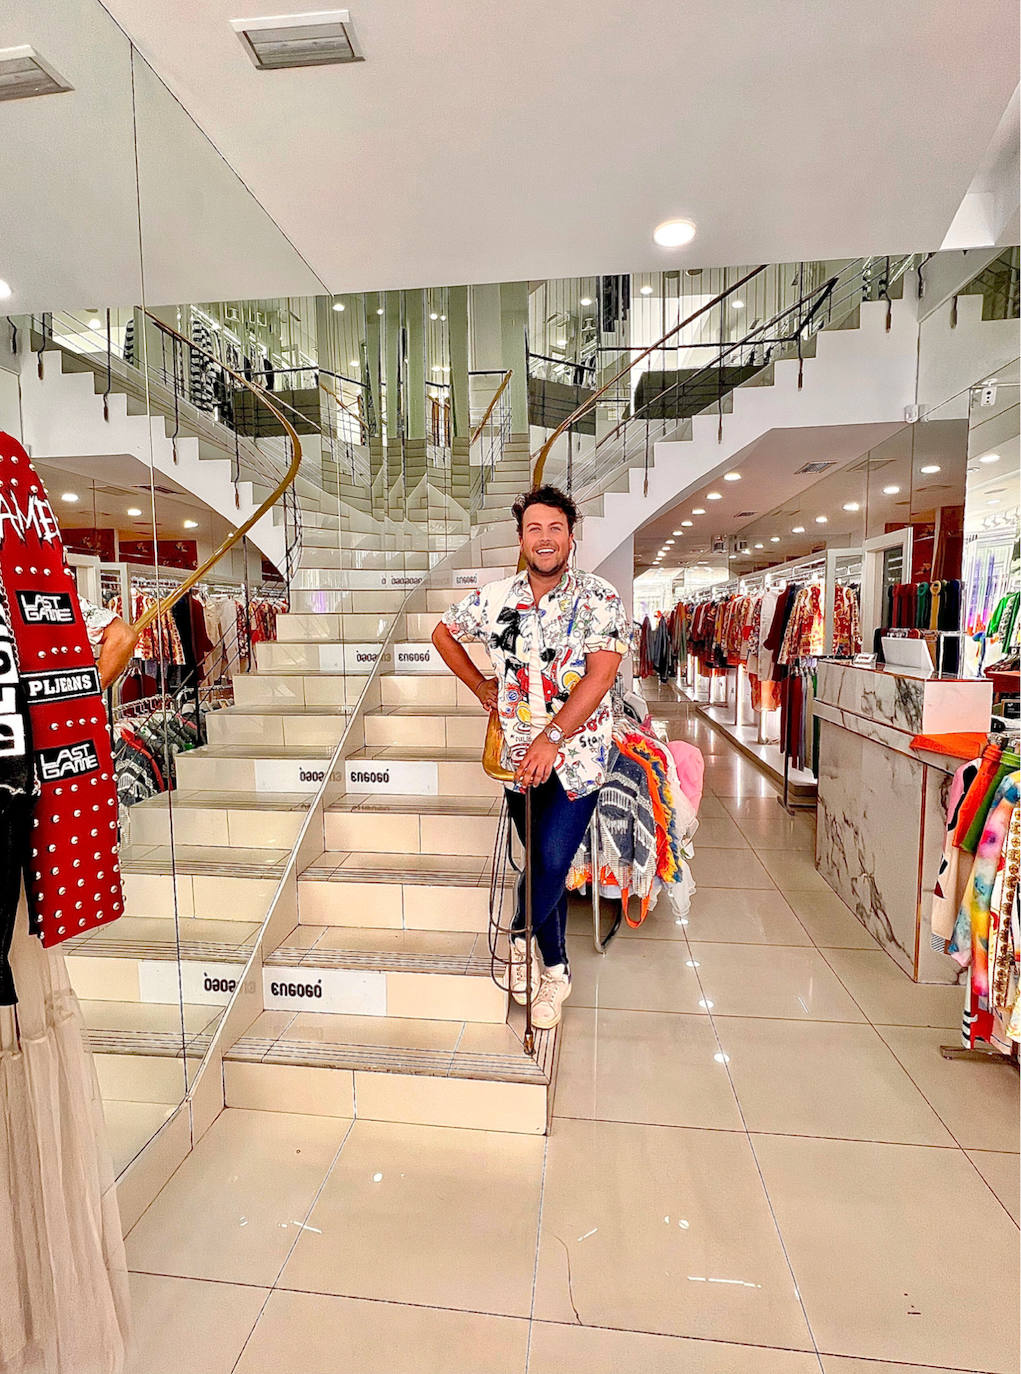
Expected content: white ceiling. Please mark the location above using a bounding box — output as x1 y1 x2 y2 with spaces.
1 0 1017 310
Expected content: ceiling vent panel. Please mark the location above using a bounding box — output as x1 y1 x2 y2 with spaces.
231 11 363 71
794 461 836 474
734 510 756 518
0 46 72 102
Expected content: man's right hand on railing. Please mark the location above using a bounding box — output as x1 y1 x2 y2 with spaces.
472 676 499 712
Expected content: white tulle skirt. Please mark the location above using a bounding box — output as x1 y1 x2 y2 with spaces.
0 902 130 1374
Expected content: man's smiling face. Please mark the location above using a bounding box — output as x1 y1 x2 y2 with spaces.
519 503 573 580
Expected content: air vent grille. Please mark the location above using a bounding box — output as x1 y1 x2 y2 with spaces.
848 456 894 472
0 46 72 102
794 461 836 474
232 10 363 71
734 510 756 518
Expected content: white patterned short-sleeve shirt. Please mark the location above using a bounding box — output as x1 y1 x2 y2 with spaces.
442 569 631 799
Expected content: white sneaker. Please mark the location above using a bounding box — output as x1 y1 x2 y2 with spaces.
499 938 539 1005
531 966 571 1029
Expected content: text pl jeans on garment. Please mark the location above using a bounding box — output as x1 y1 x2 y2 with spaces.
506 771 598 971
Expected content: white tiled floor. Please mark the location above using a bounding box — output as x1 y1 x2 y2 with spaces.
120 690 1020 1373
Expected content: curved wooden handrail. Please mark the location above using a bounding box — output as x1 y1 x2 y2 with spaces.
530 264 767 489
132 311 302 636
470 368 513 447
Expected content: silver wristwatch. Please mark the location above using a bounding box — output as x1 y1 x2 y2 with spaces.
545 722 565 746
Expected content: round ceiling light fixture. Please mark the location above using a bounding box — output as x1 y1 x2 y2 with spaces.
754 542 764 549
88 315 102 329
640 284 654 296
842 501 861 512
0 280 12 301
707 491 722 501
723 471 741 481
792 525 805 534
919 464 940 474
376 307 384 316
653 218 697 249
882 484 901 495
815 515 828 524
183 519 199 529
126 506 142 517
770 536 781 542
731 299 745 311
580 296 593 307
60 492 79 504
332 301 344 312
430 312 439 320
681 519 693 527
980 452 1001 464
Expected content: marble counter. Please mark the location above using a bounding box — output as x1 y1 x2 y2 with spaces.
813 663 991 984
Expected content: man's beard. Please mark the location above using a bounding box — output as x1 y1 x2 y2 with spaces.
524 549 570 579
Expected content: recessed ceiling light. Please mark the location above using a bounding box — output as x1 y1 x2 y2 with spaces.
0 279 11 300
707 492 722 501
431 365 442 373
555 338 567 347
653 218 696 248
980 452 1000 464
792 525 805 534
882 484 900 495
664 539 675 544
815 515 828 524
723 472 741 481
126 507 142 517
0 45 73 102
731 299 745 311
681 519 693 527
332 301 345 312
842 501 861 512
919 464 940 474
376 307 384 315
988 498 1000 506
691 507 705 515
183 519 199 529
640 284 654 296
350 358 359 367
88 315 102 329
440 314 446 321
231 10 363 71
754 542 764 549
60 492 78 503
580 297 593 306
430 312 439 320
770 536 781 543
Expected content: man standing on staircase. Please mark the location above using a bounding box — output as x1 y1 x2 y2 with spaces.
431 485 630 1029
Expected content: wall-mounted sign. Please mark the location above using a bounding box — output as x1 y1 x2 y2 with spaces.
263 965 386 1015
344 759 439 795
254 757 333 791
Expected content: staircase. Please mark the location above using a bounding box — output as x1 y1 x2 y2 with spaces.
65 497 560 1139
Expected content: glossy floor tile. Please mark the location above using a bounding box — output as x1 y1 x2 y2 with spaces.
966 1149 1021 1224
679 886 813 945
279 1119 544 1316
875 1025 1021 1152
687 846 776 889
554 1007 743 1130
715 1018 955 1145
781 889 880 949
235 1289 529 1374
124 1272 267 1374
533 1117 814 1347
752 1134 1020 1371
527 1322 821 1373
821 949 965 1028
688 942 867 1022
125 1109 344 1286
568 936 706 1013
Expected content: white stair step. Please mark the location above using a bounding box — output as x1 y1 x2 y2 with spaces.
223 1007 552 1133
325 793 500 855
175 743 336 794
341 745 501 800
127 790 312 849
275 611 398 642
363 707 487 750
232 671 365 709
205 704 350 749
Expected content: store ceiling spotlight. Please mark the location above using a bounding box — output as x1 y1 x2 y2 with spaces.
815 515 828 524
653 218 696 248
640 284 654 296
980 452 1001 464
681 520 693 527
232 11 363 71
580 297 593 306
331 301 344 311
723 471 741 481
706 491 722 501
183 519 199 529
0 45 72 101
882 484 901 495
691 507 705 515
792 524 805 534
770 536 781 542
60 492 79 504
920 464 940 474
842 501 861 512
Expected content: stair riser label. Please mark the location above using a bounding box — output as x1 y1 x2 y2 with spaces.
393 642 445 673
318 643 393 673
254 758 334 791
344 760 438 795
139 960 252 1006
263 966 386 1015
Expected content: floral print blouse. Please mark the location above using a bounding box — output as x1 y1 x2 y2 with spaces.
442 569 631 799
